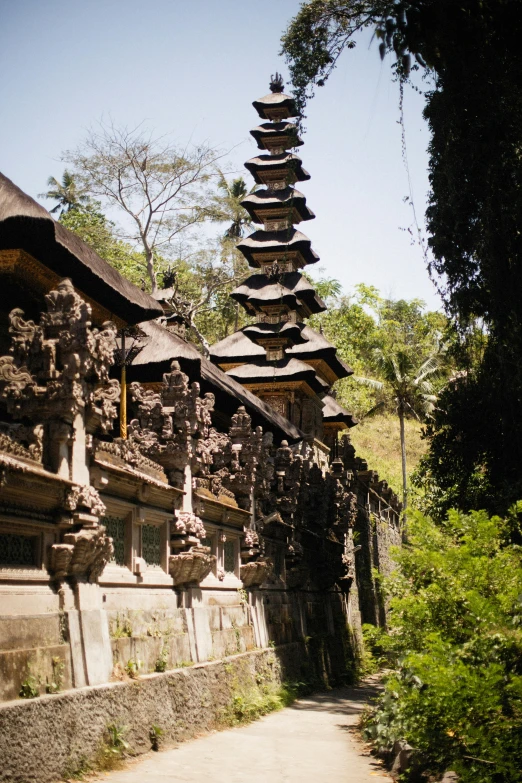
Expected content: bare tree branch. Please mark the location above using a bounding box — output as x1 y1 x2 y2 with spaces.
64 121 228 293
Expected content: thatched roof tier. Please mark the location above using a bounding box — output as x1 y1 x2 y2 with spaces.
252 91 298 121
236 228 319 269
124 320 303 442
240 187 314 225
244 153 310 185
231 272 326 316
322 395 358 428
210 325 352 384
250 122 303 152
210 329 266 362
243 320 307 347
290 327 353 383
226 357 328 396
232 279 299 311
0 172 163 326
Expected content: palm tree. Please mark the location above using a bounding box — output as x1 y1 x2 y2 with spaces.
356 346 443 519
210 172 254 238
39 171 89 215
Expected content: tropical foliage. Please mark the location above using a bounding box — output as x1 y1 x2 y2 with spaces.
39 171 89 215
62 122 224 293
356 345 443 511
59 203 147 288
282 0 522 516
308 280 449 420
362 506 522 782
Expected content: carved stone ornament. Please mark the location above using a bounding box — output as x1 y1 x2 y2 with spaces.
64 485 106 518
92 438 167 482
193 406 264 510
173 510 206 539
168 549 216 587
49 525 113 582
0 279 119 434
0 423 43 463
240 557 273 588
127 362 215 485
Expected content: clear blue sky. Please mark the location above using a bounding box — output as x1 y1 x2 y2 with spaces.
0 0 440 309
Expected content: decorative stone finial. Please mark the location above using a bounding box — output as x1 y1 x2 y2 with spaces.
269 73 285 93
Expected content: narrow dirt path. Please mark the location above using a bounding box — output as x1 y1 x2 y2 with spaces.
95 679 391 783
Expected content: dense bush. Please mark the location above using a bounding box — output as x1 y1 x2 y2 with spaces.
362 507 522 782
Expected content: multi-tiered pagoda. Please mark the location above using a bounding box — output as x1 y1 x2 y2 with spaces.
210 74 356 462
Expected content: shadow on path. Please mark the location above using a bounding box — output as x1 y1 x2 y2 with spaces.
94 677 391 783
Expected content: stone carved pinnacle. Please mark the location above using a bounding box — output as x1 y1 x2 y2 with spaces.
269 72 285 93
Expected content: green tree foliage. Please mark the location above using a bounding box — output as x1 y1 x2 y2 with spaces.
282 0 522 515
308 277 448 509
59 203 147 288
363 506 522 782
358 346 443 512
159 239 250 355
210 172 254 239
60 200 249 353
63 122 223 293
39 170 89 215
308 279 448 418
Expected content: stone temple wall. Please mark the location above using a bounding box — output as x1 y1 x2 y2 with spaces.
0 280 401 777
0 645 303 783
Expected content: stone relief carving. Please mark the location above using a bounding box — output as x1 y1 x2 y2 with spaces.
0 283 403 599
0 423 43 463
169 509 216 587
49 524 113 582
63 485 107 519
92 438 167 481
127 361 213 487
240 526 273 587
0 279 119 439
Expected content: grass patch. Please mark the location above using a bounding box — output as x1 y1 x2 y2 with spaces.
349 413 426 492
63 723 131 780
221 680 306 726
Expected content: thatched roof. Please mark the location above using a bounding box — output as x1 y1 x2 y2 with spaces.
125 320 303 442
226 357 328 396
210 328 266 362
232 279 299 310
231 272 326 315
250 122 303 151
0 172 163 325
243 320 307 346
240 187 314 224
210 325 352 383
322 395 357 427
244 153 310 185
237 228 319 268
252 91 298 120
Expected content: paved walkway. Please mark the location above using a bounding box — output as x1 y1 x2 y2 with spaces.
96 681 391 783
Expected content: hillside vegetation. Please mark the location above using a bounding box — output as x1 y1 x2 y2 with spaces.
349 413 427 496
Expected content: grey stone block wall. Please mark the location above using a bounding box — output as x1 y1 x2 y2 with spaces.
0 645 303 783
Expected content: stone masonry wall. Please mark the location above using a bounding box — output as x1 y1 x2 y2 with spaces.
0 645 304 783
354 499 402 627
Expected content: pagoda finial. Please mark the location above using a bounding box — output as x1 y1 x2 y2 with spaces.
269 73 285 93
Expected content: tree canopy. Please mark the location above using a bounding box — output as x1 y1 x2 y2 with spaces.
282 0 522 515
63 122 225 294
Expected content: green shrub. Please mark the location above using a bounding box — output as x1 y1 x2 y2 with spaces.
222 680 304 726
361 624 393 675
154 643 169 673
94 723 130 771
19 674 39 699
149 724 163 752
362 507 522 782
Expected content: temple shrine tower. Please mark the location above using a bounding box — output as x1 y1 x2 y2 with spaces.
210 74 356 462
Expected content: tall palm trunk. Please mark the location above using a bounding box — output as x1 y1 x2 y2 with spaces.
398 406 407 525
